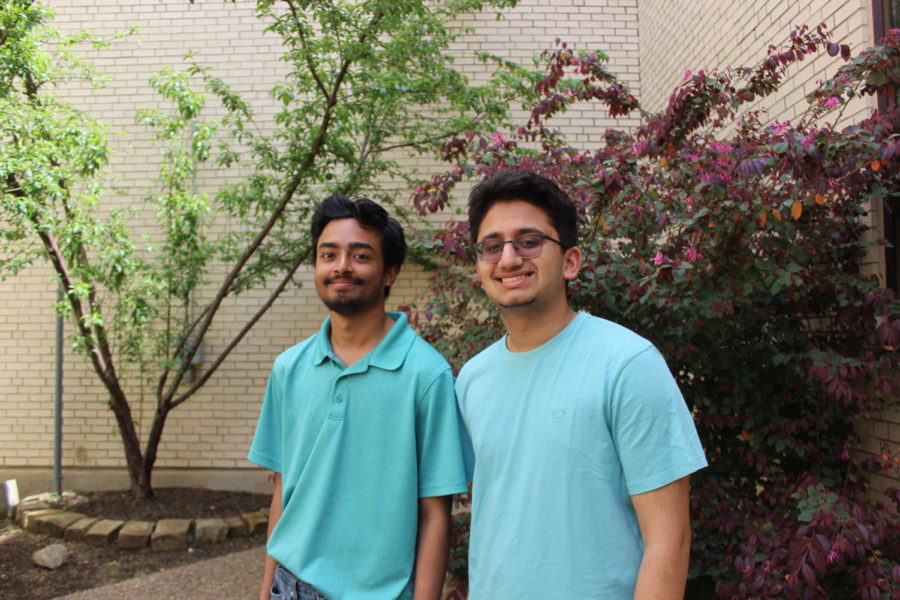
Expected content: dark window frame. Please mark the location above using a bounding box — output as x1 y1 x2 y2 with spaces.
873 0 900 292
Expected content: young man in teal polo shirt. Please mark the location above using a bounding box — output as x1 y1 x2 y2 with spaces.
456 170 708 599
248 195 467 600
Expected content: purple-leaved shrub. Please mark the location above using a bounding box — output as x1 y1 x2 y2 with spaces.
412 24 900 599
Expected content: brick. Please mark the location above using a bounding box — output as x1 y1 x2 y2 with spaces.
23 509 62 532
241 511 268 536
64 517 100 542
151 518 191 552
224 515 248 538
117 520 155 550
85 519 125 547
193 518 228 546
41 512 87 538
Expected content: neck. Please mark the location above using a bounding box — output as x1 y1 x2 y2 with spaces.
501 300 577 352
328 304 394 366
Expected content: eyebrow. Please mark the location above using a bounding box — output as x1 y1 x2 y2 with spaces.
317 241 376 251
478 227 546 242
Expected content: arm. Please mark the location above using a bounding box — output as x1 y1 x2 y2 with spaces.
258 472 283 600
412 494 453 600
632 476 692 600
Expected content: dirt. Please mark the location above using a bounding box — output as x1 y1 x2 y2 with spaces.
0 487 271 600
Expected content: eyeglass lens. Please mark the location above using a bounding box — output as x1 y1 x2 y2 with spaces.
478 234 545 263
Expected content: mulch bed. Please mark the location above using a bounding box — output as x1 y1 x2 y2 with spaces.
0 487 270 600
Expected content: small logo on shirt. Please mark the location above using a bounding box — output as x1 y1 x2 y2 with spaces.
551 409 567 422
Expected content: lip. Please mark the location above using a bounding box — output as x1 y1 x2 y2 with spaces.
325 276 361 286
494 271 533 288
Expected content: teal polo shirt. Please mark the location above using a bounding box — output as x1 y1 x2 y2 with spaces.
248 312 467 600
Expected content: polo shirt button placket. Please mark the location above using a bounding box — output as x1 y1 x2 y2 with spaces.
329 392 346 419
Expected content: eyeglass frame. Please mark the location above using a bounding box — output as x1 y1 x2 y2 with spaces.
472 232 566 263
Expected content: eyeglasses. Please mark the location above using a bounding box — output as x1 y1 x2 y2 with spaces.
473 233 564 263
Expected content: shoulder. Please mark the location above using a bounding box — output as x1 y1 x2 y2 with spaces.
271 333 320 371
457 337 505 384
573 313 655 360
405 334 454 378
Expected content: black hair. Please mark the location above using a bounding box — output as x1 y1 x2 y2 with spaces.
311 194 407 298
467 170 577 248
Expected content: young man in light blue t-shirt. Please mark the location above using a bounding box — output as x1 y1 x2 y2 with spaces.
456 170 708 599
248 195 467 600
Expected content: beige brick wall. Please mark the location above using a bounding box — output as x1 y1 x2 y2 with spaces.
639 0 873 123
1 0 642 494
5 0 894 497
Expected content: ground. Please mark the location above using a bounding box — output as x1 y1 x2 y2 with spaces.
0 487 270 600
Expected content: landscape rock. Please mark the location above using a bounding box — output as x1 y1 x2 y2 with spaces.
151 518 191 551
193 518 228 546
117 520 155 550
85 519 125 547
32 543 69 570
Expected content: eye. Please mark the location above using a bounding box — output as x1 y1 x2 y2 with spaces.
517 235 542 249
319 250 336 260
481 240 504 254
353 252 372 261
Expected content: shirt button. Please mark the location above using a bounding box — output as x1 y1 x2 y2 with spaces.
336 395 343 404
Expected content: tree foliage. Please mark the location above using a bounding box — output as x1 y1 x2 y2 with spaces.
413 25 900 599
0 0 519 498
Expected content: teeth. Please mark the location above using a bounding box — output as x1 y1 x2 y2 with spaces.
500 274 528 283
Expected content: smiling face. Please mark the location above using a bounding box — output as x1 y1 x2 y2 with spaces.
474 200 581 314
314 218 397 316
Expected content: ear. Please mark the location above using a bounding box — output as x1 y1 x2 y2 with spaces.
383 265 399 288
562 246 582 281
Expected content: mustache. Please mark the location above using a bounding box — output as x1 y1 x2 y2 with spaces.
324 275 364 285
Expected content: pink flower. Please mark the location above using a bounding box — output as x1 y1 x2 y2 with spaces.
683 246 701 261
684 196 695 207
824 96 840 108
827 550 839 564
771 122 790 135
452 165 462 174
631 141 645 156
801 131 817 148
683 69 692 81
709 140 733 154
651 252 666 266
490 132 506 145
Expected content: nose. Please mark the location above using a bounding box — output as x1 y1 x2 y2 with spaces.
496 240 523 268
335 252 352 272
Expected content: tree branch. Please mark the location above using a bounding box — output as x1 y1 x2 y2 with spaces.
282 0 329 97
159 8 386 404
169 245 311 408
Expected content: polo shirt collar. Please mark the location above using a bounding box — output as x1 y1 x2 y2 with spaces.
312 311 416 372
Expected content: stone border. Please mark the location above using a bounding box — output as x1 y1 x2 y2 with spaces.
12 496 268 552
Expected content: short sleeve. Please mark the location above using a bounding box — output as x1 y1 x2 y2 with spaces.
610 347 707 496
415 368 469 497
458 401 476 483
247 362 283 473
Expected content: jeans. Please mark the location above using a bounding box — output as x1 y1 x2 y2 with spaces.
270 565 328 600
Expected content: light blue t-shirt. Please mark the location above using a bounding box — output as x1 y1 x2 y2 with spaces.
456 312 707 599
248 312 468 600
